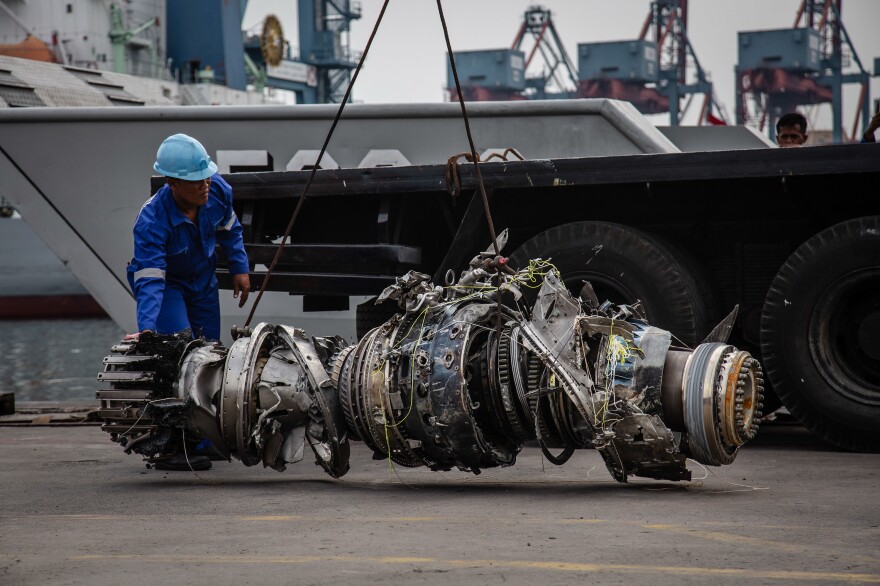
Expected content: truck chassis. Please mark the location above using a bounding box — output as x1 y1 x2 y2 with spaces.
188 142 880 452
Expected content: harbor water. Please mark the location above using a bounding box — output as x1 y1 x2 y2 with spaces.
0 319 124 401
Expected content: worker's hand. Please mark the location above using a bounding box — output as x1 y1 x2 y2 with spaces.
123 330 150 341
232 273 251 308
867 112 880 135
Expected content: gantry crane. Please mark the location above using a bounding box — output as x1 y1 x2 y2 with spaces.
579 0 718 125
735 0 874 143
447 5 577 102
510 6 579 99
243 0 362 104
448 2 720 126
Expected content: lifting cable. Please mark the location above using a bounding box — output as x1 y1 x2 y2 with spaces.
435 0 501 257
244 0 391 327
436 0 510 384
245 0 504 325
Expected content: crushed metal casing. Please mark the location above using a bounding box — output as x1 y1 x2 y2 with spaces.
97 257 764 483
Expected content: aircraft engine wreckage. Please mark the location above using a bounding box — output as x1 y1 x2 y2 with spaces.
97 257 764 483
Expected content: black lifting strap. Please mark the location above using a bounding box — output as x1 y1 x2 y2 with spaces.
244 0 392 327
435 0 501 257
245 0 506 325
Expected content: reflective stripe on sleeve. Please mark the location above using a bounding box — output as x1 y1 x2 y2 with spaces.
219 212 237 231
133 268 166 281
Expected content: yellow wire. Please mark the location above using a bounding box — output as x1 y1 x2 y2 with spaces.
380 305 429 476
376 259 562 477
596 315 641 428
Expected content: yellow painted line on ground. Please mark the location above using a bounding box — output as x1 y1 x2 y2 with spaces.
643 523 803 553
698 521 814 530
19 514 853 534
22 514 869 541
55 515 127 521
42 514 608 525
644 523 877 566
68 554 880 583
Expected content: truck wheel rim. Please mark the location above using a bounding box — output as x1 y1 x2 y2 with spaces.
808 268 880 406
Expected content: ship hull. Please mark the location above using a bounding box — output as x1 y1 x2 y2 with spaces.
0 215 105 319
0 295 106 319
0 100 684 343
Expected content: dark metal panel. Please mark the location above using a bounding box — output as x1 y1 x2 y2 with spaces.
240 243 421 265
224 167 449 199
432 189 492 283
217 270 397 295
218 143 880 200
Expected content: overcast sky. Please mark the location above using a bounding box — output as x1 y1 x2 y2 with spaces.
243 1 880 134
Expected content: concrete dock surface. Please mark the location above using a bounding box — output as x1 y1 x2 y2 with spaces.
1 421 878 585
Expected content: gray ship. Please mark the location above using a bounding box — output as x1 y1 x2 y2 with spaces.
0 0 309 318
3 97 765 338
0 0 774 325
0 51 282 319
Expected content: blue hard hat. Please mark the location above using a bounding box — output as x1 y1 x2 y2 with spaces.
153 133 218 181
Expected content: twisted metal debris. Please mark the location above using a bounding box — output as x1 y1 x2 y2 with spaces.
97 256 763 483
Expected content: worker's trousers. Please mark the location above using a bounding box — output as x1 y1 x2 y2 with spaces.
155 272 221 341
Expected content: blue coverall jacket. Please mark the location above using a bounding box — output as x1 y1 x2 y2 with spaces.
127 174 249 340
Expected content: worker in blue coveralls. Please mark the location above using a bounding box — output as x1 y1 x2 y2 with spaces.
127 133 251 341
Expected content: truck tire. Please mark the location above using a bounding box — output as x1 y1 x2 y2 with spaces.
761 216 880 453
509 221 713 347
